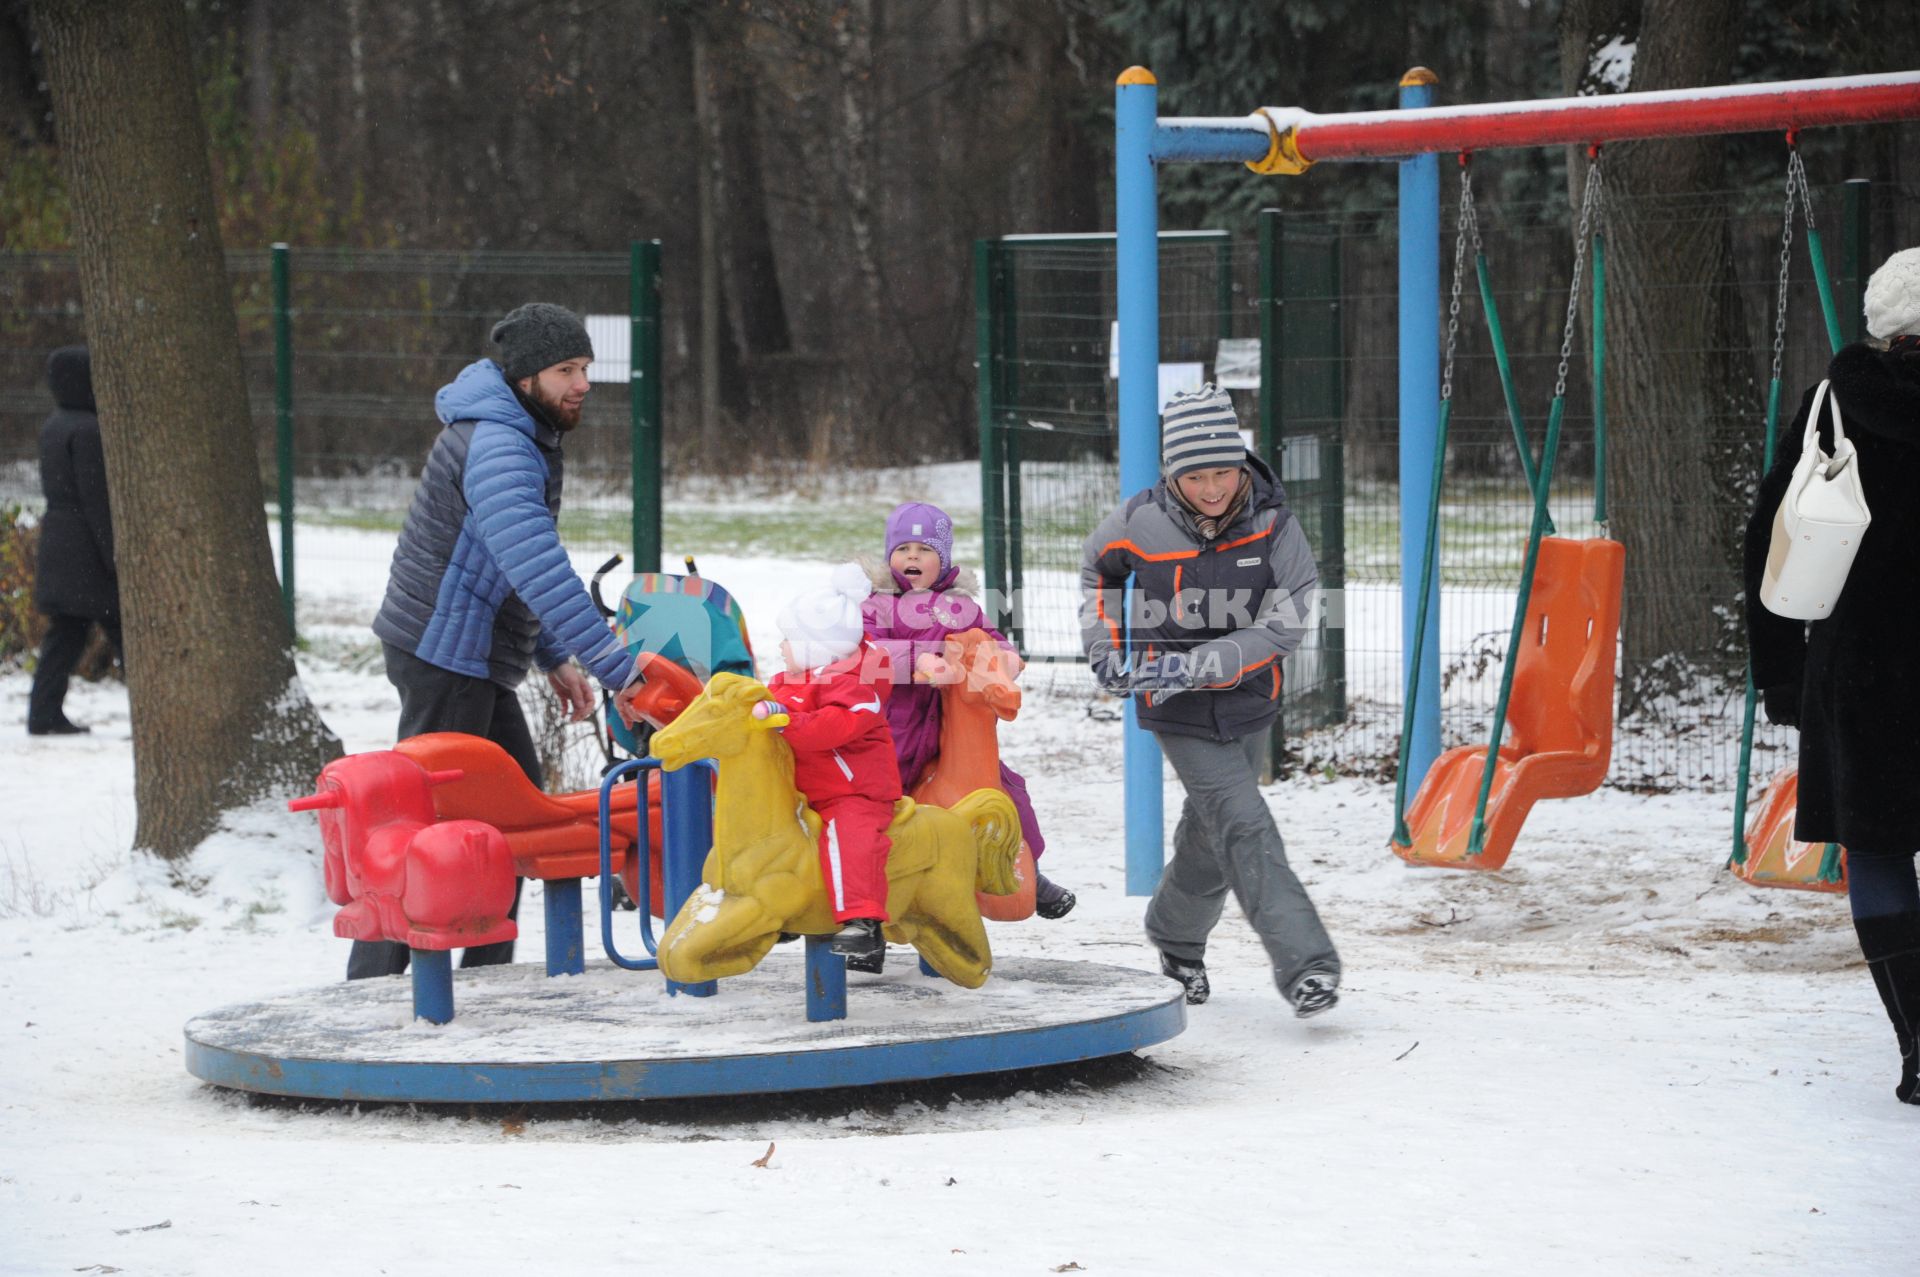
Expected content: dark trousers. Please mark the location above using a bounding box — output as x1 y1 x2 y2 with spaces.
28 614 122 731
1849 850 1920 922
345 644 543 980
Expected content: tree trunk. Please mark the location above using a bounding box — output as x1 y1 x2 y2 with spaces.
1559 0 1755 714
711 31 791 362
691 24 723 459
35 0 341 860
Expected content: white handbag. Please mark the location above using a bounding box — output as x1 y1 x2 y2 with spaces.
1760 379 1870 620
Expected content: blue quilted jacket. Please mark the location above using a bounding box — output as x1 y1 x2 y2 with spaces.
372 359 635 690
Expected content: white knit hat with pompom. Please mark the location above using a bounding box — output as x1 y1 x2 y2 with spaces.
777 562 872 669
1864 246 1920 340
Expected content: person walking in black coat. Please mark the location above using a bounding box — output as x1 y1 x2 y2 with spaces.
1744 247 1920 1106
27 346 121 736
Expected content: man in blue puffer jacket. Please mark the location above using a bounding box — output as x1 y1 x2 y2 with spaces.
356 303 643 979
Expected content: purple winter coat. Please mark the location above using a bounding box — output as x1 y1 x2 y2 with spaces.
859 560 1045 856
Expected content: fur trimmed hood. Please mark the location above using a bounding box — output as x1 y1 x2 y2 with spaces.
858 553 980 597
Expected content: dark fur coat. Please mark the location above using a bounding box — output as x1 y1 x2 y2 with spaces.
1744 342 1920 853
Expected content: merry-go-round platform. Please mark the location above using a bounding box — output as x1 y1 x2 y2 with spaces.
183 952 1187 1104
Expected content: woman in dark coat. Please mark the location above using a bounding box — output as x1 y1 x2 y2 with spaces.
27 345 121 735
1744 247 1920 1106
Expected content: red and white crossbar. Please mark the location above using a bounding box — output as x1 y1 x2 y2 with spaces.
1234 72 1920 173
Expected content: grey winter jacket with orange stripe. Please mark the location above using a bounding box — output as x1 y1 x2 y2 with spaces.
1079 457 1318 742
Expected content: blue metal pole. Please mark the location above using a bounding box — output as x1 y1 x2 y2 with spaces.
411 949 454 1025
1396 68 1442 794
804 935 848 1022
542 878 585 976
1117 66 1165 898
661 764 718 998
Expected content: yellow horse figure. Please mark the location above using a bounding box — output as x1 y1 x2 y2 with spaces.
650 671 1022 988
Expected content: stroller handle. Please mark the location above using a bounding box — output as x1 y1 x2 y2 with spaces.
590 553 625 618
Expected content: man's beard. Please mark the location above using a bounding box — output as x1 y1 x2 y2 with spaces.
527 383 583 431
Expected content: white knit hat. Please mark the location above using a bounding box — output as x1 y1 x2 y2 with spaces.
777 562 872 669
1864 247 1920 340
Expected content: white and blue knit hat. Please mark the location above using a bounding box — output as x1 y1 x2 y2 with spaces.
1161 384 1246 479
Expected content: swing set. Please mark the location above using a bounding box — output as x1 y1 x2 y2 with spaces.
1111 67 1920 892
1391 136 1885 876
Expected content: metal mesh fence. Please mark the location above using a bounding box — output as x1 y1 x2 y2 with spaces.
1 247 650 790
980 178 1920 793
2 246 646 610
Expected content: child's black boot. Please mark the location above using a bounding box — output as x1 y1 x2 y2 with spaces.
829 918 884 961
1158 950 1209 1005
1034 873 1077 920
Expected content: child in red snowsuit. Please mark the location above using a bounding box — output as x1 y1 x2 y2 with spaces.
756 562 903 959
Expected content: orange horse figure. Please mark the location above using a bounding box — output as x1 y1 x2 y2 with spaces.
911 627 1037 921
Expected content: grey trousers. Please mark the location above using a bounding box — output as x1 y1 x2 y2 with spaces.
1144 730 1340 995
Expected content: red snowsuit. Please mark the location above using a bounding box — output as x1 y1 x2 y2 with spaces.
766 640 902 922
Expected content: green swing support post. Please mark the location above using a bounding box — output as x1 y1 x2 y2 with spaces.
1469 219 1552 527
1463 156 1606 861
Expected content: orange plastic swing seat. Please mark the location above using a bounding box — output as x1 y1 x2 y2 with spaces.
1732 767 1849 893
1392 536 1625 872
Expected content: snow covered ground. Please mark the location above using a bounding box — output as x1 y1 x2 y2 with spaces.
1 524 1915 1276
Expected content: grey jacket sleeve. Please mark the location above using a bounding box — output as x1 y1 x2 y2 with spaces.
1179 517 1319 690
1078 502 1135 685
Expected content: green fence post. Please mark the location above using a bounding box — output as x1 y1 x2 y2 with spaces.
1000 243 1025 654
1218 237 1235 341
1257 213 1279 466
1323 230 1348 723
975 240 1008 630
1840 179 1872 348
631 239 662 573
271 242 295 638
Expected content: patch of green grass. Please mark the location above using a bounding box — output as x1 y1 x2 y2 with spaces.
1343 477 1599 584
287 491 987 567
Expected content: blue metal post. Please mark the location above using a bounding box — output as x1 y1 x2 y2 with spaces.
1396 69 1443 793
543 878 585 976
410 949 454 1025
1116 67 1165 897
804 936 848 1022
661 764 718 997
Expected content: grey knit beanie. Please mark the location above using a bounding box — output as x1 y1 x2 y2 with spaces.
491 303 594 382
1161 383 1246 479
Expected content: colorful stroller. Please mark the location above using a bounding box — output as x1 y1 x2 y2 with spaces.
592 555 757 758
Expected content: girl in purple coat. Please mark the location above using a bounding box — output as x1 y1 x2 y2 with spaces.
862 501 1073 921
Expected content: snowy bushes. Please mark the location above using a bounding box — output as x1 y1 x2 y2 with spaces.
0 505 43 669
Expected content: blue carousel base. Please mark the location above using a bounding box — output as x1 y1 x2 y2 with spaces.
183 954 1186 1104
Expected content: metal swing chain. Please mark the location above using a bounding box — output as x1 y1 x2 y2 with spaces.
1769 149 1803 388
1441 160 1478 404
1554 153 1605 402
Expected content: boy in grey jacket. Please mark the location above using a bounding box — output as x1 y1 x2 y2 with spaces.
1080 384 1340 1016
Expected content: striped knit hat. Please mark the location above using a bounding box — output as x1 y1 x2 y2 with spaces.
1161 384 1247 480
